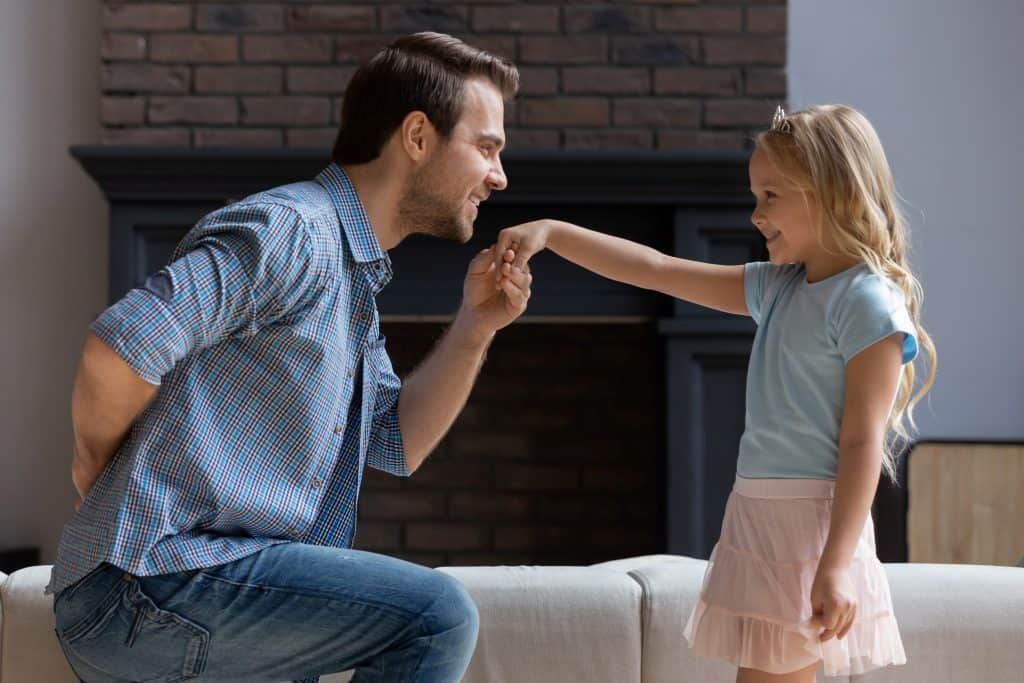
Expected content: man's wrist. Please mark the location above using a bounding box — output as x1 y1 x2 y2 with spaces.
451 307 495 351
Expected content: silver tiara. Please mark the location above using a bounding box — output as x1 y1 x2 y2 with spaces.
770 104 792 133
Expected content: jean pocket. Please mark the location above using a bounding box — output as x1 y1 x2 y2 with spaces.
59 575 210 683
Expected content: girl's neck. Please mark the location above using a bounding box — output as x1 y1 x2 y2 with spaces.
803 251 862 284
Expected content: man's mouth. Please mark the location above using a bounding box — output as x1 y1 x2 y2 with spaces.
763 228 780 243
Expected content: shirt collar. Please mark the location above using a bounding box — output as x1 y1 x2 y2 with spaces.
315 163 392 291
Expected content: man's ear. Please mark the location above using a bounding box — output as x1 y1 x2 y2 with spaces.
399 111 435 162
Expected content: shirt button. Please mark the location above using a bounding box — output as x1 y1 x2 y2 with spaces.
359 312 368 322
333 425 342 434
287 527 299 538
347 368 354 378
312 478 322 489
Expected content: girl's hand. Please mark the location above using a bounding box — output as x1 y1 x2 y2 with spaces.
493 220 553 282
810 565 857 641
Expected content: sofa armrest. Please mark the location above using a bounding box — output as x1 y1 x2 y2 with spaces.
0 566 77 683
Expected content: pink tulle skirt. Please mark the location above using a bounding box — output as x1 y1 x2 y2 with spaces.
683 477 906 676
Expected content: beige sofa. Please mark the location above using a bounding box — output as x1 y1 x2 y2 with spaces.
2 555 1021 682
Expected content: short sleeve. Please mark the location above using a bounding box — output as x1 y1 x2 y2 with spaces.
832 275 918 365
744 261 787 324
90 202 327 384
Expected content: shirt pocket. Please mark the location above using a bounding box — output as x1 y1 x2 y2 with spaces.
58 575 210 683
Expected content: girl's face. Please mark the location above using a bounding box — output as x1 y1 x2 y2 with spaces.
748 146 822 269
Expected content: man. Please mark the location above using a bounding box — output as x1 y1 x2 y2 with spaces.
49 33 529 683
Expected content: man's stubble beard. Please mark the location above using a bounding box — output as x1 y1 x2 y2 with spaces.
397 161 472 244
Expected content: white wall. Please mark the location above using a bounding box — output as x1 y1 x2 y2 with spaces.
789 0 1024 440
0 0 106 561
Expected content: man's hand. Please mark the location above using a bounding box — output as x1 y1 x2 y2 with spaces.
459 245 532 342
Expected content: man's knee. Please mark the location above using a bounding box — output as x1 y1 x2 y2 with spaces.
425 573 479 646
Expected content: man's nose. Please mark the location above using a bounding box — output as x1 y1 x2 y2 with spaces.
488 157 508 191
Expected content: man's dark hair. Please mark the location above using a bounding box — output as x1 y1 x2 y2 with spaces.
332 32 519 165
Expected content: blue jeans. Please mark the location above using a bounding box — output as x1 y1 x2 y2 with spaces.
53 543 479 683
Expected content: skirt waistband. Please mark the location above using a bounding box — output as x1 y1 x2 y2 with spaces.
733 476 835 499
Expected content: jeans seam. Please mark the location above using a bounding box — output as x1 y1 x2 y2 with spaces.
194 570 423 622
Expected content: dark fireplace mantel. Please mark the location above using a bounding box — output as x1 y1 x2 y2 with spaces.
73 146 766 559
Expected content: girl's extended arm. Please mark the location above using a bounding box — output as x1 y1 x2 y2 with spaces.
493 219 748 316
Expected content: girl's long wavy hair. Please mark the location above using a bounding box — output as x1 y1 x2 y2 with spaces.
756 104 936 481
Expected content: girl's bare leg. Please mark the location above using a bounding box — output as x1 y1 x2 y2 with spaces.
736 661 819 683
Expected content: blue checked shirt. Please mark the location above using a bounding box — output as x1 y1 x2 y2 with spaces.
48 164 408 596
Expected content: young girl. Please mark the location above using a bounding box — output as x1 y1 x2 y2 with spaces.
492 104 936 682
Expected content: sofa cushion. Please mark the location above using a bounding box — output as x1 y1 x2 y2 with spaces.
598 556 738 683
0 566 76 683
851 563 1024 683
439 565 643 683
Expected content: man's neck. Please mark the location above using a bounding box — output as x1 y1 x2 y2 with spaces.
340 160 406 251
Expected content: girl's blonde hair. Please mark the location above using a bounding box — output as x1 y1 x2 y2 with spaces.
756 104 936 481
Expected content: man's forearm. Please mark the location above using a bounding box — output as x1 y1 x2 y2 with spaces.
397 309 493 473
71 333 159 498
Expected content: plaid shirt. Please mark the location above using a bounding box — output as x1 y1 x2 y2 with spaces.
48 165 408 596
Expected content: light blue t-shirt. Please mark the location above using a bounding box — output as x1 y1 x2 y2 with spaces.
738 261 918 480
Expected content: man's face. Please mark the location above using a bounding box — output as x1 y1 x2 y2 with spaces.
398 78 508 243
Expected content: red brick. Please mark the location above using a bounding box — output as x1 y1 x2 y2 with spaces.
240 96 330 125
520 98 608 127
360 491 447 520
582 465 649 492
657 129 747 151
564 6 651 33
286 66 356 94
520 36 607 65
195 128 283 148
449 434 531 459
151 35 239 64
705 98 777 127
517 67 558 96
449 493 532 520
243 35 333 63
472 6 559 33
103 4 191 31
745 67 786 96
286 128 338 149
381 6 469 33
100 96 145 125
506 128 559 150
149 96 238 125
102 64 189 93
654 7 742 33
494 524 575 550
335 34 396 64
536 496 622 522
563 67 649 95
102 33 146 61
495 463 579 492
406 523 488 552
704 36 785 66
287 6 376 32
197 4 284 33
613 98 699 127
565 129 653 150
747 6 787 34
612 36 698 66
195 66 282 94
654 67 738 96
455 34 516 61
353 522 401 551
409 461 491 489
101 127 190 146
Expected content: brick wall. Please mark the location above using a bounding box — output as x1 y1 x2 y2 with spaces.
356 322 664 566
100 1 786 150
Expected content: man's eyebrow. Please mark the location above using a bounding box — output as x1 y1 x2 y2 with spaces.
478 134 505 150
